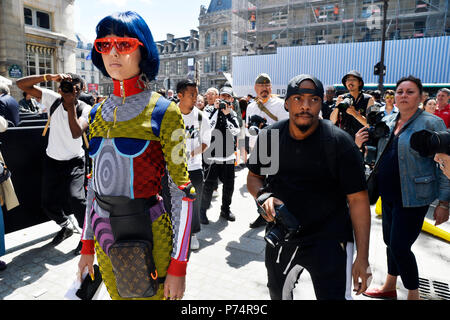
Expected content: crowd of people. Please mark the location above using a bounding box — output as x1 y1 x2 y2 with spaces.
0 10 449 301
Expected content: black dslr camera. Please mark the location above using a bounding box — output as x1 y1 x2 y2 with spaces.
248 114 268 136
336 94 354 112
218 99 231 110
363 105 390 165
256 193 301 248
410 129 450 157
60 79 75 94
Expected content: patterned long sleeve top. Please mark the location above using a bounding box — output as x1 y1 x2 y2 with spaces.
81 75 191 276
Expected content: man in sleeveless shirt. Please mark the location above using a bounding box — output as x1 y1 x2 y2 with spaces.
330 70 375 138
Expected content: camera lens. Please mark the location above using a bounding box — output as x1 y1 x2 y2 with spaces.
60 81 74 94
248 126 259 136
264 225 284 248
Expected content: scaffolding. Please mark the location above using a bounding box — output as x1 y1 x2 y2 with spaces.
232 0 450 56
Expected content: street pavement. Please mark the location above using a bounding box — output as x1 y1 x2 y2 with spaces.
1 166 449 300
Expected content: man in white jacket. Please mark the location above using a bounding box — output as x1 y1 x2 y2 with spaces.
201 86 240 223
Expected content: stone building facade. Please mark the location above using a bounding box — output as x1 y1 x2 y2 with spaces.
0 0 77 100
154 30 200 93
155 0 232 94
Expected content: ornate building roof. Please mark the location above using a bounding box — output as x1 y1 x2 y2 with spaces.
207 0 231 13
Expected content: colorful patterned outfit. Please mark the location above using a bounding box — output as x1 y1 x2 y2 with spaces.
80 75 192 300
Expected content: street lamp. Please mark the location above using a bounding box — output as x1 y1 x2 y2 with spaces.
377 0 389 94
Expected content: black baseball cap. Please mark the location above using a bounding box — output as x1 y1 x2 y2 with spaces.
285 74 324 102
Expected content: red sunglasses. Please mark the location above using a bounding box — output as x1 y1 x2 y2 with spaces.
94 37 143 55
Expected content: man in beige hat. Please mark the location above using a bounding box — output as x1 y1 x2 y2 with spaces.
246 73 288 228
246 73 288 149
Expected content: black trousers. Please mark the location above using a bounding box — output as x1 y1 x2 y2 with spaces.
189 169 204 234
41 154 86 228
265 239 353 300
381 199 428 290
200 162 235 215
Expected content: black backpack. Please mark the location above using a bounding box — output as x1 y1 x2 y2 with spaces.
42 97 89 149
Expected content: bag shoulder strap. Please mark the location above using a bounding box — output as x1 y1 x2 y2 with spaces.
49 97 62 117
256 99 278 122
197 109 203 130
49 98 84 118
151 95 172 138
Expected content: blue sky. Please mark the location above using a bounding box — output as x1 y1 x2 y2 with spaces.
74 0 211 43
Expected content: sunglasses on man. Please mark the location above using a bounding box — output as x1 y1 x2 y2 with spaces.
94 37 143 55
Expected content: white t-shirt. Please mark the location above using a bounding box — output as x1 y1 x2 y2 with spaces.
246 96 288 148
182 107 211 171
41 88 91 161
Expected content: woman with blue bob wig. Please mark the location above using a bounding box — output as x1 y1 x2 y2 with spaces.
78 11 194 300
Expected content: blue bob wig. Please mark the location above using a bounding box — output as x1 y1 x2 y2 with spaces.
91 11 159 81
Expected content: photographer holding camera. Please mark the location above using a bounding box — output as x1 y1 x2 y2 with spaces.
246 73 288 228
330 70 375 138
246 73 288 150
247 74 371 300
201 86 240 223
17 73 91 252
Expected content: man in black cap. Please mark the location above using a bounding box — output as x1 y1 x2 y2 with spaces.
330 70 375 138
246 74 372 300
201 86 241 223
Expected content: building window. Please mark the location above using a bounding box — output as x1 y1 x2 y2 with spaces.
222 31 228 45
177 60 183 75
221 55 228 72
24 7 51 30
24 8 33 25
204 57 211 73
26 47 54 90
165 61 170 75
206 33 211 48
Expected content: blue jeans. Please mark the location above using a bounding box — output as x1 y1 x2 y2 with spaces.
381 198 428 290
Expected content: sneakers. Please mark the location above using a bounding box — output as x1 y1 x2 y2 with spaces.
190 234 200 250
220 210 236 222
0 260 6 271
52 226 74 245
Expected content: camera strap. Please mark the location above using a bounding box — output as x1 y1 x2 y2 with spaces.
256 100 278 122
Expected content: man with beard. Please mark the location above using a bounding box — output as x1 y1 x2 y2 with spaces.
246 74 371 300
246 73 288 228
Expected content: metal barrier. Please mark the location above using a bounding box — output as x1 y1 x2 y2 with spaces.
18 119 48 127
0 126 49 233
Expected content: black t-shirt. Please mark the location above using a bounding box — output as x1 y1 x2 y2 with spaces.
377 134 402 203
247 120 367 243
